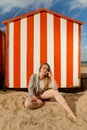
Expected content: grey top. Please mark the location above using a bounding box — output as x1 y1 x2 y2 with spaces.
28 73 57 97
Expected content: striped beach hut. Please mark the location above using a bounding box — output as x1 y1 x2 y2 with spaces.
0 30 5 87
2 8 83 89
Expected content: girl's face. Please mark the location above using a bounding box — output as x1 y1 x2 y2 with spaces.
40 64 49 76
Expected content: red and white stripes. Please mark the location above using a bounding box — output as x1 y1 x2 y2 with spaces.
5 11 81 88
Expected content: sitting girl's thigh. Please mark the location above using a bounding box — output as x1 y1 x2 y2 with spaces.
40 89 55 99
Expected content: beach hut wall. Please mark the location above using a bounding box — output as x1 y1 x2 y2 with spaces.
2 8 83 88
0 30 5 86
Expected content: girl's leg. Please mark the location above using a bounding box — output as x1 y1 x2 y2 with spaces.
40 89 77 121
24 97 43 109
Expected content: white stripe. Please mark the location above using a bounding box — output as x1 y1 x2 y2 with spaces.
8 22 14 88
60 18 67 88
73 23 79 86
47 13 54 75
34 14 40 73
20 18 27 88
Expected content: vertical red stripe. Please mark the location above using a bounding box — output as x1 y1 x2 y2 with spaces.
14 20 20 88
40 12 47 64
27 16 34 86
5 24 9 87
0 32 2 73
2 33 5 76
54 16 61 87
66 21 73 87
3 33 5 76
78 25 81 79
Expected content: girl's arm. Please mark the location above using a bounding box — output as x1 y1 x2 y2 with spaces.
47 72 58 89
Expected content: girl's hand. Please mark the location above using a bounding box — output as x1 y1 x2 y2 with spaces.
47 72 53 78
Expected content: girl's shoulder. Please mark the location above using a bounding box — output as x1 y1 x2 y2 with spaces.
31 73 38 80
31 73 38 77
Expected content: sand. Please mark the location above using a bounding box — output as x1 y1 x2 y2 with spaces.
0 64 87 130
0 90 87 130
81 64 87 73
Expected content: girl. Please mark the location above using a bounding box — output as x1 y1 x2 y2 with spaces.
25 63 77 121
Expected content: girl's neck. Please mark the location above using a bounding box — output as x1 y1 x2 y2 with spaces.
39 73 44 80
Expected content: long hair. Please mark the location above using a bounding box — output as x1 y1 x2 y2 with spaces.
39 63 52 89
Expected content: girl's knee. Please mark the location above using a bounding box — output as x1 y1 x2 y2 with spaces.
25 101 34 108
24 98 31 108
49 89 57 98
51 89 58 95
24 100 43 109
24 100 29 108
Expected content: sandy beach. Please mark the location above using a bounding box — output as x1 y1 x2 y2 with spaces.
81 63 87 73
0 89 87 130
0 65 87 130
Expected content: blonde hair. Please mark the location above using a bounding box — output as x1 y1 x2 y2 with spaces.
44 77 51 89
39 63 52 89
